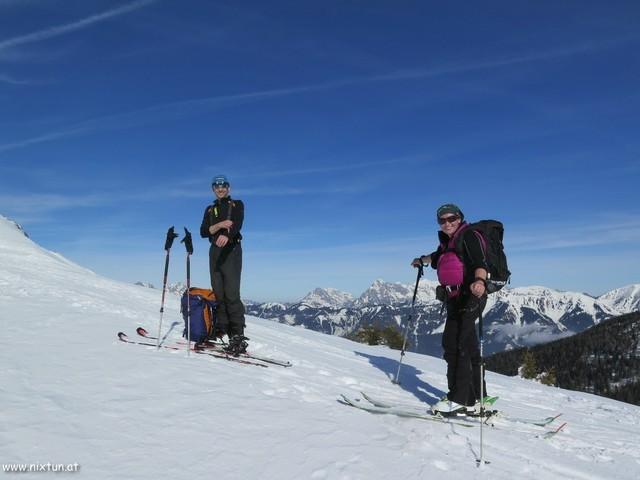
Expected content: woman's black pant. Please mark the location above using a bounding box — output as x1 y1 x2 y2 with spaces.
442 292 487 406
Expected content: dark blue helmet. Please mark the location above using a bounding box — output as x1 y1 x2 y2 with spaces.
212 175 230 187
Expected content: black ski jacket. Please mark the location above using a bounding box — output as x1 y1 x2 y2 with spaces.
200 197 244 245
429 223 487 286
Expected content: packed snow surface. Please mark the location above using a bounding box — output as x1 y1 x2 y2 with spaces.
1 215 640 479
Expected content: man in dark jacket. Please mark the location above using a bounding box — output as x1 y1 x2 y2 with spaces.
412 203 489 415
200 174 247 355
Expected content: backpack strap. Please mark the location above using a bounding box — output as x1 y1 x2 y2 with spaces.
209 201 217 225
227 199 234 220
209 200 232 234
449 223 469 253
458 227 488 269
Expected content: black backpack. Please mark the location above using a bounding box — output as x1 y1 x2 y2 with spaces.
456 220 510 293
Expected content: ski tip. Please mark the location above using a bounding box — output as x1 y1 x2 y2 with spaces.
117 332 128 341
542 422 567 439
339 394 356 406
136 326 148 336
360 391 376 403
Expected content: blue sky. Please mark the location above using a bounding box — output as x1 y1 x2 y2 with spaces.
1 0 639 301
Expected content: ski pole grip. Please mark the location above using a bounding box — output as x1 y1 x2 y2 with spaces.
164 226 179 251
181 227 194 255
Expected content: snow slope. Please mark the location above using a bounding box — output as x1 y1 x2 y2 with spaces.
599 285 640 313
1 214 640 480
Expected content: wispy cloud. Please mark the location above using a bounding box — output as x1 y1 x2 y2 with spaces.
0 0 157 52
0 0 38 7
369 38 632 83
0 35 632 154
508 215 640 252
236 184 372 197
0 193 111 214
0 73 32 85
0 187 203 215
230 155 429 180
0 84 328 153
163 180 380 199
0 126 90 152
0 72 449 153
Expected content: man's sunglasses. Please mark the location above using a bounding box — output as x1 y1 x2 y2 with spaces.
438 215 460 225
213 183 229 189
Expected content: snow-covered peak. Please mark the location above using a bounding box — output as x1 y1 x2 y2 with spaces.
167 281 187 295
0 214 33 249
0 214 30 239
134 281 198 297
300 287 355 308
354 278 439 306
488 285 619 323
0 214 93 275
598 284 640 313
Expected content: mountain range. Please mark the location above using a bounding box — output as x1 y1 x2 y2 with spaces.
243 279 640 357
137 277 640 357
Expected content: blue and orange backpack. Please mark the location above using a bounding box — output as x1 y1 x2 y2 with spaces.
181 288 217 343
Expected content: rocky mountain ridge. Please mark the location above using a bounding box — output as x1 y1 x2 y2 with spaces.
244 280 640 356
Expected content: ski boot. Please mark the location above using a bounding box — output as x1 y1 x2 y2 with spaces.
432 397 468 417
224 335 249 356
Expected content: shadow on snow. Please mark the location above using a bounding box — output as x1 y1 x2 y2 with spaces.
354 351 445 407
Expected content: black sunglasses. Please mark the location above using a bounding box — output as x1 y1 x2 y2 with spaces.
438 215 460 225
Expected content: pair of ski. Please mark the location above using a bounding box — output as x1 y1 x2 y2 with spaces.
117 331 269 367
341 392 566 438
119 327 292 368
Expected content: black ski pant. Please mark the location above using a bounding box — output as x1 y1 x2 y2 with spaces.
209 242 245 337
442 292 487 406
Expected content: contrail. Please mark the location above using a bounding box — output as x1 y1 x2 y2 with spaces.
0 0 157 51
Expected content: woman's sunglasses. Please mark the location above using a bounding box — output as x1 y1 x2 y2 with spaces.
438 215 460 225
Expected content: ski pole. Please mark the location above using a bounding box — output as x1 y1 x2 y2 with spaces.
157 227 178 350
393 264 424 384
478 310 486 467
181 227 194 357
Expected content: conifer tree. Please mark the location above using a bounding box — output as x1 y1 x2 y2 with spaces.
356 326 382 345
540 367 557 386
381 326 405 350
521 350 538 379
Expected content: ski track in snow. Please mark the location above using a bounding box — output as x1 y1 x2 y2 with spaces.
1 216 640 479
